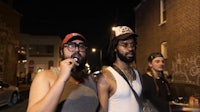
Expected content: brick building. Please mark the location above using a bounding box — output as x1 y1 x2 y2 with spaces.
0 0 20 84
135 0 200 85
135 0 200 97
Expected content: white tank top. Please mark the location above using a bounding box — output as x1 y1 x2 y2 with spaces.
107 66 142 112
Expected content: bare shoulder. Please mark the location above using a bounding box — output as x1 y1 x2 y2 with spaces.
32 69 57 86
97 66 115 85
102 66 115 80
27 69 58 110
97 66 116 97
29 69 57 99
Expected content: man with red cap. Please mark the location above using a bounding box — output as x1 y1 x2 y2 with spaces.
27 33 99 112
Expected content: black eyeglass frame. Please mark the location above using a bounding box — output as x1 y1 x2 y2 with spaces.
63 42 87 52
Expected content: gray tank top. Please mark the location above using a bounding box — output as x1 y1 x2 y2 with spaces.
53 67 99 112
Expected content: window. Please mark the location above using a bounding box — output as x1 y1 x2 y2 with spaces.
29 45 54 57
161 41 167 59
160 0 166 25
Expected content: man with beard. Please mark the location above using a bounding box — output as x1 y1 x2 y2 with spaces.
27 33 99 112
97 26 142 112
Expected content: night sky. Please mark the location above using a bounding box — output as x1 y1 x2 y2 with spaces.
13 1 140 48
13 1 141 70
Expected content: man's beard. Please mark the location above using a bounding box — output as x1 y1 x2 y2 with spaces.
116 50 135 63
71 56 88 83
75 57 87 71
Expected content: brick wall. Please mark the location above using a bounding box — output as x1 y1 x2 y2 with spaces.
135 0 200 86
0 1 20 84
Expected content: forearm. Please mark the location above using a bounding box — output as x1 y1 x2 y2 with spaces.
27 78 67 112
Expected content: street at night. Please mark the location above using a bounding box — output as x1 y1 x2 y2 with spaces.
0 99 28 112
0 84 30 112
1 0 200 112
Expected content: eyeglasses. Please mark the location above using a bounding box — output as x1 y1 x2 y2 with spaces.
118 41 136 48
63 42 87 52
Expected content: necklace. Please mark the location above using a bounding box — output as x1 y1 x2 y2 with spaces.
123 69 136 83
113 64 136 83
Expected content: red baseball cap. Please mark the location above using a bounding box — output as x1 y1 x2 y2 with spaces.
62 33 86 46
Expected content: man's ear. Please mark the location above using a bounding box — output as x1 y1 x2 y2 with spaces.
148 62 152 67
59 47 64 60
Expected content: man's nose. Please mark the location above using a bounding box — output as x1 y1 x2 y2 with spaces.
127 45 135 50
74 46 80 51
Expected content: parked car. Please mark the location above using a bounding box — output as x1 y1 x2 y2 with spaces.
0 80 20 107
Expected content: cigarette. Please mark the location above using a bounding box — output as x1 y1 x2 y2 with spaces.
74 57 78 62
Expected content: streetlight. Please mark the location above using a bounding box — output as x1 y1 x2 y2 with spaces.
111 26 117 38
112 26 116 31
92 48 96 52
91 48 102 66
